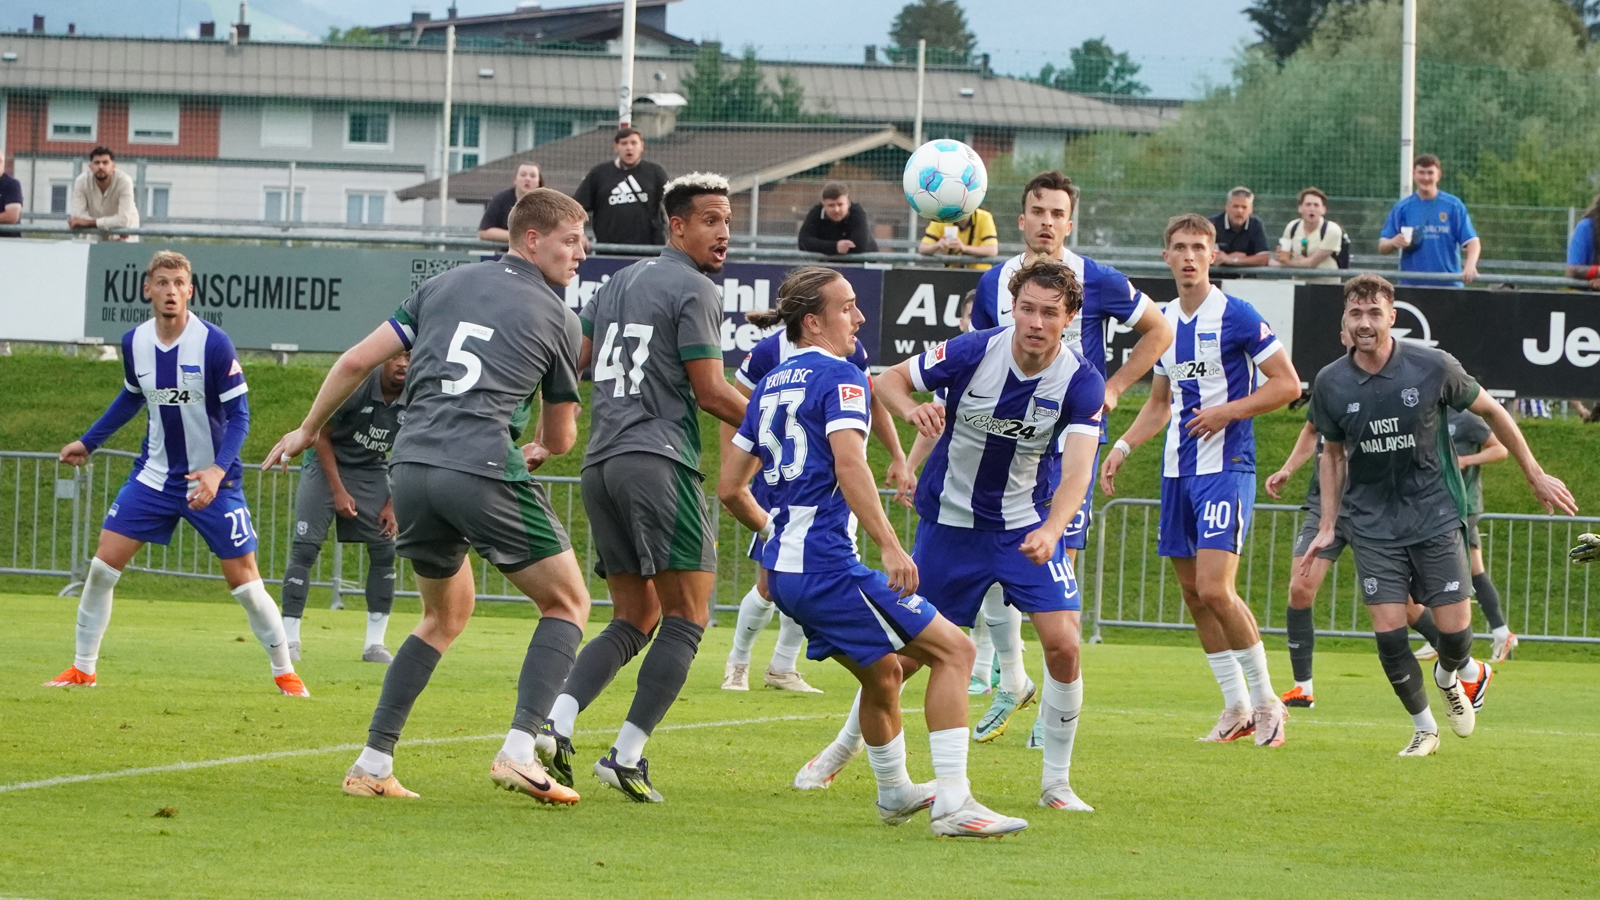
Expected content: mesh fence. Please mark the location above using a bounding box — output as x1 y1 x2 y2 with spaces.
2 33 1596 263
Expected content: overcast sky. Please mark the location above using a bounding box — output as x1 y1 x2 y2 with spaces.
0 0 1259 97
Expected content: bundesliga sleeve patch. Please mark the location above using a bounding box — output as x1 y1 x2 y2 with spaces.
837 383 867 414
1260 322 1273 341
227 359 243 377
929 342 947 364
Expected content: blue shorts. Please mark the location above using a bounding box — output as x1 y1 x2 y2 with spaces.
1060 447 1100 551
767 563 938 667
912 519 1080 628
102 478 259 560
1158 472 1255 559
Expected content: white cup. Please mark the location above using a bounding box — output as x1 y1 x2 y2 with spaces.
1400 226 1415 243
1278 236 1293 252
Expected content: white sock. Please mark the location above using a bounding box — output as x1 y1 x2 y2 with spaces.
501 728 536 764
614 721 649 768
1412 707 1438 734
1491 625 1511 641
1434 662 1458 689
1205 650 1249 710
928 727 971 818
231 579 294 677
1458 658 1482 682
549 694 579 737
832 689 866 752
970 617 994 680
74 557 121 675
984 592 1027 694
728 586 774 666
282 615 302 645
1233 642 1275 708
1040 673 1082 787
865 730 913 804
355 746 393 778
770 613 804 674
1295 679 1313 695
365 612 390 648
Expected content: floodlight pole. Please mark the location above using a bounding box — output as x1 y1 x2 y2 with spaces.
908 38 926 242
1399 0 1416 198
618 0 637 126
439 24 456 232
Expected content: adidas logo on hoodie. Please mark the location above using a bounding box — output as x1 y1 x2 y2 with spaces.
608 176 647 206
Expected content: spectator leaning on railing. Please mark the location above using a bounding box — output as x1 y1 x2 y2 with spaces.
477 161 543 249
916 206 998 269
1379 154 1480 286
1209 186 1270 267
0 148 22 238
797 182 879 256
1564 193 1600 290
69 146 140 242
1273 187 1344 283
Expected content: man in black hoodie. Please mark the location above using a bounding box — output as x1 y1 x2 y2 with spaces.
574 128 670 246
797 183 878 256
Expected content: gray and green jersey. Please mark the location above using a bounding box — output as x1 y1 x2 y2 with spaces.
1448 407 1493 514
387 255 582 482
580 246 723 471
307 369 405 471
1308 339 1481 545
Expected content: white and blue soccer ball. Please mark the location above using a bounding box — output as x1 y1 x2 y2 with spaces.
902 139 988 224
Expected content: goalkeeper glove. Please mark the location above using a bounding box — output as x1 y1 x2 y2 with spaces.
1570 533 1600 564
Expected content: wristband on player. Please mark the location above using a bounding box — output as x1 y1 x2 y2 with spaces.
758 517 776 542
1114 439 1132 457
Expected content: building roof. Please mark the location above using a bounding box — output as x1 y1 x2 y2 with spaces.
396 123 917 203
0 34 1171 131
370 0 679 37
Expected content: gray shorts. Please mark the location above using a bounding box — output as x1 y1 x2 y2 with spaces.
293 459 392 546
1292 509 1352 562
1350 528 1472 608
582 452 717 578
391 462 570 578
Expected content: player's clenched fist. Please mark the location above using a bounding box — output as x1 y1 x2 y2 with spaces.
1018 526 1062 565
906 401 945 438
881 545 919 597
59 440 89 467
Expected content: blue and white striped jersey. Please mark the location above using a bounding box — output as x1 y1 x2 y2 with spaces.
732 348 873 572
735 330 869 391
909 327 1105 531
1153 286 1284 478
971 248 1151 379
93 315 249 495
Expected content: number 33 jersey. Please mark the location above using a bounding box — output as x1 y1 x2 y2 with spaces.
387 254 582 482
580 247 725 473
909 326 1105 532
732 348 872 573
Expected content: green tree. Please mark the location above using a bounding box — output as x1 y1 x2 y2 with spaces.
1031 38 1149 96
887 0 976 65
324 26 385 45
678 43 816 123
1245 0 1366 60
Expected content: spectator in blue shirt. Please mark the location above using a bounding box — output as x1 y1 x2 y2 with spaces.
1565 194 1600 290
1378 154 1480 287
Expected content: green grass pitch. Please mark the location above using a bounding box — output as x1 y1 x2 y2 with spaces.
2 592 1596 899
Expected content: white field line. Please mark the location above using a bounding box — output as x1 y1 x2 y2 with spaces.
3 705 1595 795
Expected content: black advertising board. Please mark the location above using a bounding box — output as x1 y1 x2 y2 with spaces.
1291 285 1600 398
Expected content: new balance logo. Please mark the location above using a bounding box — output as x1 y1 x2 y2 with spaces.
608 176 647 206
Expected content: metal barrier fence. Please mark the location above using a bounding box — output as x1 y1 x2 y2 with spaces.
16 449 925 625
1090 498 1600 644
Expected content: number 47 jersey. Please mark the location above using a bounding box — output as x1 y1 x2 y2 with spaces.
732 348 873 573
387 254 583 482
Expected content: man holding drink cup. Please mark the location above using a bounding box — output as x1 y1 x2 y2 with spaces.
1379 154 1481 287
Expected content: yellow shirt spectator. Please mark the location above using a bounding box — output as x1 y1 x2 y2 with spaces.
919 208 999 270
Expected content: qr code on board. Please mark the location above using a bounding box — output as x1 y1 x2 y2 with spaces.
409 258 468 291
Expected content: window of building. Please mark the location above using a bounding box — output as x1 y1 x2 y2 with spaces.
50 182 70 214
261 104 313 149
346 111 391 148
142 184 171 219
48 96 97 142
346 191 385 225
128 100 180 144
264 187 306 223
449 112 481 172
532 119 570 147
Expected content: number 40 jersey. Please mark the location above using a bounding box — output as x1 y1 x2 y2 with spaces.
732 347 873 573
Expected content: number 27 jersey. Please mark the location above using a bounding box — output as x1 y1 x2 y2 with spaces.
732 348 873 573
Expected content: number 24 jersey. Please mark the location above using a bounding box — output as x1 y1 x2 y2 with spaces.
732 348 873 573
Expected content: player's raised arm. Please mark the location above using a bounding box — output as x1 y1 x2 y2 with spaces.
264 322 405 471
1266 420 1320 500
1102 373 1171 496
876 360 945 437
1467 390 1577 516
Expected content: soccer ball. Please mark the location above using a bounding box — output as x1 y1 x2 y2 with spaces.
902 139 988 224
